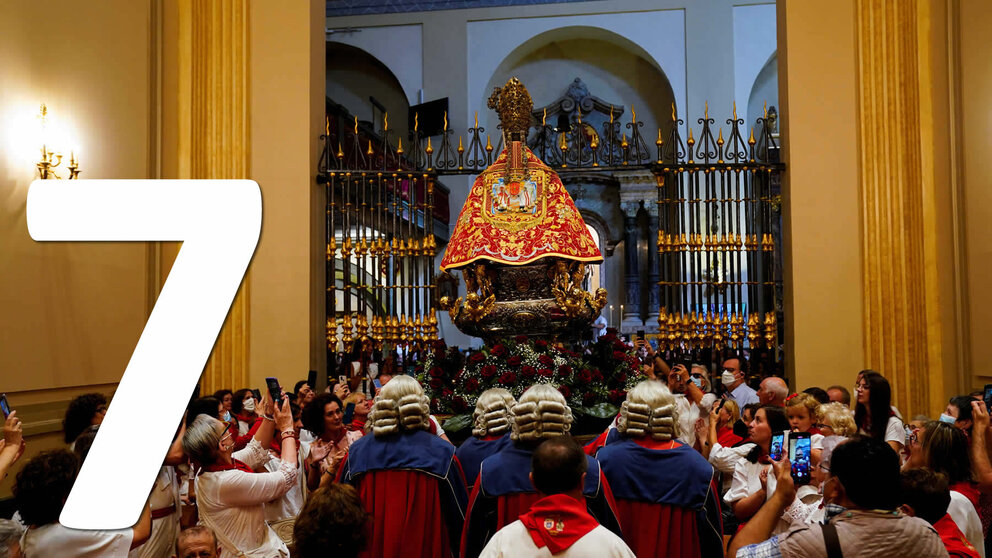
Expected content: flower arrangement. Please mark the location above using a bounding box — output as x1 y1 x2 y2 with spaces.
415 330 641 429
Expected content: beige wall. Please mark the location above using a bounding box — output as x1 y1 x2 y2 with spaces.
248 0 327 390
0 0 156 495
777 0 864 394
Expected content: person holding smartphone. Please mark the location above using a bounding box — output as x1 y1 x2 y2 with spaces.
724 406 790 524
0 411 25 482
181 387 296 557
301 393 363 492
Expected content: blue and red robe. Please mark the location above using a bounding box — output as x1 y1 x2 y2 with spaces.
597 437 724 558
339 429 469 558
454 433 511 489
460 442 622 558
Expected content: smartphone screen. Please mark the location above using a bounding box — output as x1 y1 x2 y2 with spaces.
251 389 261 402
373 378 382 391
307 370 317 390
789 432 812 486
0 394 9 418
769 432 785 461
342 402 355 424
984 384 992 411
265 377 282 405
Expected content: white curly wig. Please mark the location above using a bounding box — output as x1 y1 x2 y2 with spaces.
367 375 431 436
511 383 573 444
472 388 516 438
617 380 680 441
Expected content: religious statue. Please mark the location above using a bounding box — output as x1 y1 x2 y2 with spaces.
439 77 608 341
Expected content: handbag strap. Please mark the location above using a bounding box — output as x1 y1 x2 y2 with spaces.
821 521 844 558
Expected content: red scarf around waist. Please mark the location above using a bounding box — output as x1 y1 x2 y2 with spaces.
519 493 600 554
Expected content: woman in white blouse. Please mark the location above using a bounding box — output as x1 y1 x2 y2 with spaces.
723 405 791 523
183 390 298 558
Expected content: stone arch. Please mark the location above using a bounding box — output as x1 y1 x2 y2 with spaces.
478 26 677 144
747 52 779 135
326 41 411 141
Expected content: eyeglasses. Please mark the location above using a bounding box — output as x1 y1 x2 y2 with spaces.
854 384 867 392
818 463 830 473
817 423 834 432
908 428 920 445
690 373 704 379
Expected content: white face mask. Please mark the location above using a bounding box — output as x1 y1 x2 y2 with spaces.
939 413 957 425
243 398 256 413
721 371 737 386
222 411 231 422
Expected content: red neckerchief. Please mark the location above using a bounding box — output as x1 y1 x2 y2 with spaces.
632 438 681 450
347 418 367 433
203 459 254 474
519 493 599 554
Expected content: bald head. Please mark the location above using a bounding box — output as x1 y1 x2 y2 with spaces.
758 377 789 407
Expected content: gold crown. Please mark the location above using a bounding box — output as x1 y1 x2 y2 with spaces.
488 77 533 142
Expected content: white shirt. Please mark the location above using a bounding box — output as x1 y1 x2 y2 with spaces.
129 466 179 558
949 490 986 558
195 439 298 558
264 444 307 523
479 520 635 558
728 383 760 408
709 442 756 493
21 522 133 558
674 394 699 447
591 316 608 342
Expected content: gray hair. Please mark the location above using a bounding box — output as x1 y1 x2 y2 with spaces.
182 414 224 465
0 519 23 558
176 526 217 556
368 375 430 436
617 380 679 441
511 384 572 444
472 388 515 438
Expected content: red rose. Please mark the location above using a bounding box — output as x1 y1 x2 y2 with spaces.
481 365 498 378
522 366 537 378
507 355 523 367
613 340 627 351
441 388 454 400
469 352 486 365
453 396 468 413
499 372 517 385
558 365 573 376
608 389 624 404
583 392 597 406
617 373 628 384
465 378 480 392
514 335 528 343
430 397 439 409
429 378 443 389
492 344 508 357
416 365 425 374
590 368 604 382
538 354 554 366
534 340 549 352
613 350 627 361
558 385 572 399
429 366 445 378
538 367 554 377
602 333 616 343
578 369 592 383
433 340 447 352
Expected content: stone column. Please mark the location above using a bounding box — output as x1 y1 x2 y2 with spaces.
621 201 640 332
645 203 660 328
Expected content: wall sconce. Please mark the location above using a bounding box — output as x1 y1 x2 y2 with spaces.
36 104 80 179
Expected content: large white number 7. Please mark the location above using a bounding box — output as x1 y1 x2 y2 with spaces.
27 179 261 530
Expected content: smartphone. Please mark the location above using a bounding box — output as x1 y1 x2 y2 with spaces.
636 330 645 341
0 394 9 418
307 370 317 390
789 431 812 486
338 375 348 386
251 389 261 402
342 402 356 424
984 384 992 412
769 431 785 461
373 378 382 391
265 377 282 405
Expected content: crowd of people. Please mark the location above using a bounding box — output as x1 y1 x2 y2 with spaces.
0 339 989 557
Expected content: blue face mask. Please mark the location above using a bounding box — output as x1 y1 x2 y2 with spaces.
691 377 703 389
939 413 957 425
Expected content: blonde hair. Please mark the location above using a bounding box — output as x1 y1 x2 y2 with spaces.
785 393 822 422
182 414 224 465
617 381 679 441
511 384 572 444
472 388 516 438
820 401 857 437
722 399 741 423
343 391 366 406
367 375 430 436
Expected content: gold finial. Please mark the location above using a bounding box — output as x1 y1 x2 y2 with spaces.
748 126 755 144
337 142 344 159
717 128 724 144
687 127 695 143
621 132 628 148
397 137 403 154
559 131 568 150
671 102 676 122
542 108 547 126
485 134 493 151
443 111 448 132
426 136 433 154
487 77 534 142
325 116 330 136
733 101 738 121
631 106 636 124
609 105 614 124
354 115 358 134
384 112 388 131
367 140 373 156
656 128 663 146
590 134 598 150
457 135 464 153
414 112 418 132
763 101 768 119
704 101 709 120
474 111 478 129
576 110 582 125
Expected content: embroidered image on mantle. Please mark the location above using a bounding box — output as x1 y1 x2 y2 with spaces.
490 175 539 215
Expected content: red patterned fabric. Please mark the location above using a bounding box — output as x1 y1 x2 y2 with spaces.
716 426 743 448
355 470 453 558
519 494 600 554
614 499 700 558
440 147 601 271
935 513 981 558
